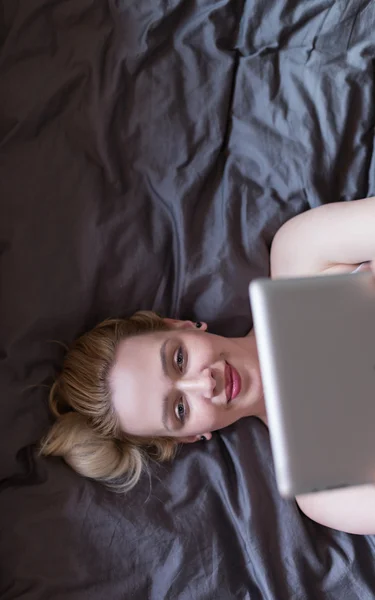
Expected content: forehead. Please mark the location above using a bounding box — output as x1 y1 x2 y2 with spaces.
112 330 169 393
109 331 168 435
118 330 165 359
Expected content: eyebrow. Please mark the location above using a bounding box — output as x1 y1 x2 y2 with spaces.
160 339 169 378
160 339 172 432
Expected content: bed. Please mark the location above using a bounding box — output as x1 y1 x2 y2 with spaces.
1 0 375 598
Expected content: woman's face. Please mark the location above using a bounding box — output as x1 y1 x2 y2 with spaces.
110 321 264 443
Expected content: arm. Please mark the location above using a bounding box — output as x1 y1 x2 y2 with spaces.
271 197 375 278
296 485 375 535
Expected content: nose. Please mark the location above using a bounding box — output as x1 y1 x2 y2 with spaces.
177 367 216 399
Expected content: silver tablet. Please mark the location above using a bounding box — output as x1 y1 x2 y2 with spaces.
249 272 375 498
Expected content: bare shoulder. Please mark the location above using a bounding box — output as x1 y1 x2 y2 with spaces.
296 485 375 535
270 204 334 278
271 198 375 279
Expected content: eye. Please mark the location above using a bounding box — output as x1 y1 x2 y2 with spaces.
175 346 185 373
175 398 186 423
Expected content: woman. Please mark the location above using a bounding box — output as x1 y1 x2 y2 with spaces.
41 196 375 535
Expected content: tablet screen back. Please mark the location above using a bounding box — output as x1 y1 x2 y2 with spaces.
249 272 375 497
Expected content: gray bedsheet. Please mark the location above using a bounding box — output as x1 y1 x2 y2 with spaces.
1 0 375 598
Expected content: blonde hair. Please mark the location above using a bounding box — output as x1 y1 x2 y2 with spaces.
40 311 177 492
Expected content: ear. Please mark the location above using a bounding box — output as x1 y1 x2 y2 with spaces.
163 318 208 331
179 432 212 444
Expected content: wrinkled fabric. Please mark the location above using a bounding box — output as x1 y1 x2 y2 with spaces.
0 0 375 598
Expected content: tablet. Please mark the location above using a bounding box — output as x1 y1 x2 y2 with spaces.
249 271 375 497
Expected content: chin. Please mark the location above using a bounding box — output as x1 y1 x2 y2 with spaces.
249 366 263 404
226 399 247 420
235 389 261 419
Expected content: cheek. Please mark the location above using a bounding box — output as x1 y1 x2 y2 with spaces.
190 404 215 429
193 405 235 431
191 335 219 358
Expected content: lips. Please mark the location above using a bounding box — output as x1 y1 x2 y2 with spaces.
225 362 241 403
